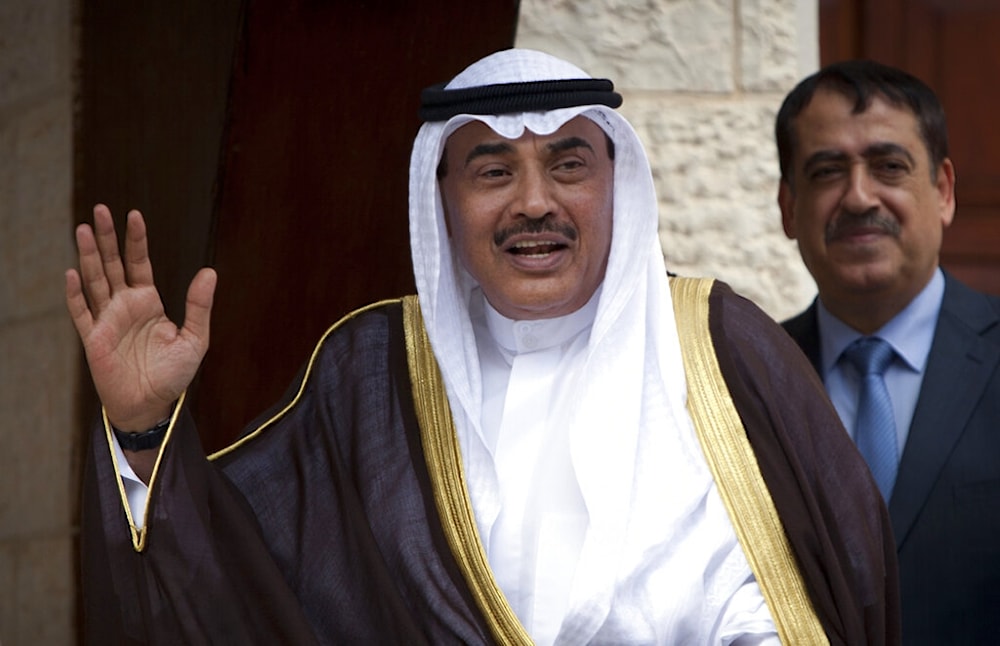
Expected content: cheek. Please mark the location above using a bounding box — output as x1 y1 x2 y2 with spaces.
445 214 474 261
576 187 614 242
598 216 614 255
794 195 834 236
443 202 497 272
441 187 473 241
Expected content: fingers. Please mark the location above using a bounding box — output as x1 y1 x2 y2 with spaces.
64 269 94 339
180 267 218 348
74 204 156 312
92 204 128 291
75 216 112 312
123 209 155 287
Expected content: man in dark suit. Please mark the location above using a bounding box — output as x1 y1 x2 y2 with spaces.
775 59 1000 645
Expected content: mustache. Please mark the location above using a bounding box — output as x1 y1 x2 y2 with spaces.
493 216 578 247
825 210 901 243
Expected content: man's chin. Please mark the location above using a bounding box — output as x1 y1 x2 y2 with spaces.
829 268 897 295
486 288 583 320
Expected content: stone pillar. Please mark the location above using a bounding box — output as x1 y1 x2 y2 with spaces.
0 1 79 643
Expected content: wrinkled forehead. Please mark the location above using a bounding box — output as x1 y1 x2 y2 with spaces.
433 106 620 165
443 109 614 146
438 115 614 180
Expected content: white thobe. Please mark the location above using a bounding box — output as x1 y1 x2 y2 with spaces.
469 291 779 645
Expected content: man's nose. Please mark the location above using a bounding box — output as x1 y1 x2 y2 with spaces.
841 164 879 213
514 169 557 219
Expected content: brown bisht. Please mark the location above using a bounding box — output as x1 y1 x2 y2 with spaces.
80 282 900 645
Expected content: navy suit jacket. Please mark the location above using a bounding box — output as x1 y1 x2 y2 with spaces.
782 272 1000 645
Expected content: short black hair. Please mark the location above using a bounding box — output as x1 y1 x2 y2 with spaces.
775 59 949 182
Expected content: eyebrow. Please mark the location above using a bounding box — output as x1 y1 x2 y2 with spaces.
803 142 917 174
864 142 916 167
547 136 595 155
464 141 515 166
462 136 596 167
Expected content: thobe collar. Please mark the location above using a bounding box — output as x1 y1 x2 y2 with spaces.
483 286 602 357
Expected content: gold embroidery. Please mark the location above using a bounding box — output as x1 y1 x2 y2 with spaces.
402 295 532 645
104 391 185 552
669 276 828 645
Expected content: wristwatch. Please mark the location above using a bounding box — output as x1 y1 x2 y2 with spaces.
113 417 170 451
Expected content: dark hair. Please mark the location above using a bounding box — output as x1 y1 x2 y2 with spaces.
775 59 949 182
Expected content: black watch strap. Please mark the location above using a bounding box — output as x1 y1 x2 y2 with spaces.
113 417 170 451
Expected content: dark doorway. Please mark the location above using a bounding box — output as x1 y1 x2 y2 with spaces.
76 1 521 451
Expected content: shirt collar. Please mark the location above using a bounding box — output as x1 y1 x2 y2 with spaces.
483 285 601 355
817 268 944 375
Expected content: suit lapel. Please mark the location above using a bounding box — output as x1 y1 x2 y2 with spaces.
781 301 822 372
888 276 1000 547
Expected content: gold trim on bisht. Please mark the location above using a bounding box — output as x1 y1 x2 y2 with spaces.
104 391 186 553
669 276 828 645
209 299 403 462
402 295 533 645
117 300 405 553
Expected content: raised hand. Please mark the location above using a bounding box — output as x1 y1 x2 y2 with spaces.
66 204 217 432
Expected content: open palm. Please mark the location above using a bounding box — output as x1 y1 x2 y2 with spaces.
66 205 216 431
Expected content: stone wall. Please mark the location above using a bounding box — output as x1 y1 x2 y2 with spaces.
517 0 819 320
0 1 79 644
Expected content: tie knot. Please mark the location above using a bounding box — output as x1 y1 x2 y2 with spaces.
843 337 895 376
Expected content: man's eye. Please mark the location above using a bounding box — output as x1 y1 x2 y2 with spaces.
809 166 841 180
552 159 587 175
480 167 509 179
876 160 908 174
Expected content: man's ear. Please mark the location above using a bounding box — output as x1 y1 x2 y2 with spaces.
778 180 796 240
937 157 957 229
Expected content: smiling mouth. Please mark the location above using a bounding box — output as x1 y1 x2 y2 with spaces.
829 226 886 242
507 240 568 257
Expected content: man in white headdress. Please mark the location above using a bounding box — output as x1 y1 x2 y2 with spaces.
71 49 899 645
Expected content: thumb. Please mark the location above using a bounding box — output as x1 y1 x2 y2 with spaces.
180 267 217 346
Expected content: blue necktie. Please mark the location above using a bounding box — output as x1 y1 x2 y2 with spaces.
843 337 898 501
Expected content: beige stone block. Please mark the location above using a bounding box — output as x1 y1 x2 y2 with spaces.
0 118 15 323
517 0 735 92
740 0 802 92
623 94 815 318
0 96 75 322
0 541 15 644
9 537 77 646
0 313 79 539
0 0 72 109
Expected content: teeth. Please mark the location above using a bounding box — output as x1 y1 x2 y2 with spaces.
509 240 557 257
